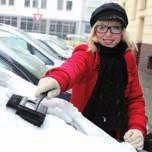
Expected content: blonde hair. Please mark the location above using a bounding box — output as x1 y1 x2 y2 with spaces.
88 21 138 53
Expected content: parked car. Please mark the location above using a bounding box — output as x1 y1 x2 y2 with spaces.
0 68 136 152
66 34 87 47
0 41 71 99
28 32 73 51
0 24 63 67
0 42 48 84
28 32 72 60
47 35 74 51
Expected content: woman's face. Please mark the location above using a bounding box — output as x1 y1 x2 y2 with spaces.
94 20 123 48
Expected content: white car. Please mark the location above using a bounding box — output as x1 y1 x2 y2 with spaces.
0 23 63 67
0 68 136 152
0 39 48 84
28 32 73 60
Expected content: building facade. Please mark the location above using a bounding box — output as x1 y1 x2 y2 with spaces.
0 0 114 38
118 0 152 74
0 0 84 38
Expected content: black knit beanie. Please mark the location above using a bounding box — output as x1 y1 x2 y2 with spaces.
90 3 128 28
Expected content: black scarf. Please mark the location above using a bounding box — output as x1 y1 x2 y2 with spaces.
83 41 128 136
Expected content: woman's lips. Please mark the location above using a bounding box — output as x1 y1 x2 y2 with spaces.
103 39 113 44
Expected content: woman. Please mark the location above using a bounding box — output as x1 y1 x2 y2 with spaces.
35 3 146 150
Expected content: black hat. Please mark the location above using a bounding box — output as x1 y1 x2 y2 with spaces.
90 3 128 28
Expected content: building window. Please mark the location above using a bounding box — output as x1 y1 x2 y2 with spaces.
49 20 76 38
20 17 46 33
56 21 62 33
27 18 33 31
1 0 6 5
32 0 38 8
49 22 56 35
9 0 14 6
41 0 46 9
66 1 72 11
24 0 30 7
0 16 17 27
147 56 152 70
57 0 63 10
85 24 91 33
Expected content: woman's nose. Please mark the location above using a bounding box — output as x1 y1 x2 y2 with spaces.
105 29 112 36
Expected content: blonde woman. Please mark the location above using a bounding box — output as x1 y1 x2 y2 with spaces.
35 3 146 150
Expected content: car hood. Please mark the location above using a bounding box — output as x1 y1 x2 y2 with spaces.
0 68 136 152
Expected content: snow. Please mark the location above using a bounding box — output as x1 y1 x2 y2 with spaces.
0 68 137 152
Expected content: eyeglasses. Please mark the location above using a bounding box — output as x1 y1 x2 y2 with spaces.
95 25 123 34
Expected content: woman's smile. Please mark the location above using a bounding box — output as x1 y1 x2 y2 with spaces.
103 39 114 44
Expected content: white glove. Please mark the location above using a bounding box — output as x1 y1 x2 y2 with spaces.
123 129 144 150
35 77 61 99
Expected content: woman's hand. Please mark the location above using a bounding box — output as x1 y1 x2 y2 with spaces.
35 77 61 99
123 129 144 150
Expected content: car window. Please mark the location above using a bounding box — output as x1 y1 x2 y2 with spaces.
0 36 54 66
20 30 54 54
49 37 68 50
28 43 54 65
27 32 68 53
0 56 34 83
0 58 13 71
16 49 48 79
0 44 48 79
45 40 71 58
0 36 30 53
0 37 28 51
37 39 61 59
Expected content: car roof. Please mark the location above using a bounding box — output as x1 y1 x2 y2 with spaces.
27 32 57 41
66 34 86 39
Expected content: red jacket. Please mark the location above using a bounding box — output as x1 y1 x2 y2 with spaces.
45 44 146 136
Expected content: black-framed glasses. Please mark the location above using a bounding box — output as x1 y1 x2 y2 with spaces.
95 25 123 34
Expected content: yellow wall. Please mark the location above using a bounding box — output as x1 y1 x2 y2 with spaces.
118 0 152 44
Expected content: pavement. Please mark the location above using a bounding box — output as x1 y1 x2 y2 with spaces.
139 71 152 126
138 72 152 152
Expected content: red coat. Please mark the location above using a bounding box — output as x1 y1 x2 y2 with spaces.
45 44 147 136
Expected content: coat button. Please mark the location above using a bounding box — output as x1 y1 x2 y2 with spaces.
116 99 120 104
102 116 107 122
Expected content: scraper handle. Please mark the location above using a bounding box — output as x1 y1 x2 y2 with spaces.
37 91 48 101
35 89 54 110
35 92 47 110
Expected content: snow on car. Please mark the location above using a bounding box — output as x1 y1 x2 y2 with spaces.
0 68 136 152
